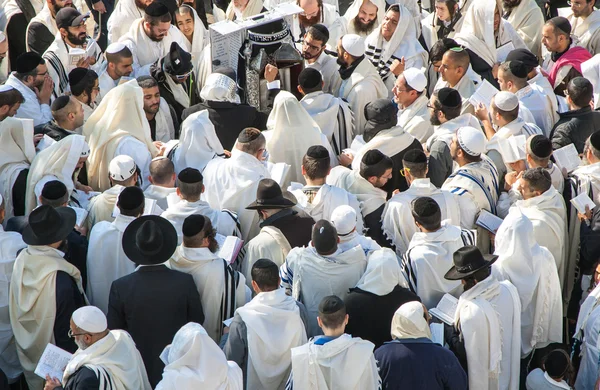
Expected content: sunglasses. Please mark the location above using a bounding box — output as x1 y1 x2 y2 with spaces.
175 70 193 80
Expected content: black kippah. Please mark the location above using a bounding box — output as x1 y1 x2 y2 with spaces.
437 87 462 108
69 67 90 88
51 95 71 111
529 135 552 159
591 131 600 151
16 52 42 74
41 180 67 200
312 219 338 254
364 99 398 122
309 24 329 42
411 196 441 227
508 60 528 79
118 186 144 211
550 16 572 35
362 149 385 166
544 350 569 378
298 68 322 90
238 128 261 143
403 149 427 164
306 145 329 159
182 214 207 237
145 2 169 17
178 167 203 184
505 48 538 71
318 295 345 315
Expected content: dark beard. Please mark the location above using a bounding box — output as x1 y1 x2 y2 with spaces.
206 229 219 253
352 15 376 34
430 110 441 126
462 278 476 291
336 56 347 67
134 0 148 9
298 10 321 28
67 31 86 46
502 0 521 10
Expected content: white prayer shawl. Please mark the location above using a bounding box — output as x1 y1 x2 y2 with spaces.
163 71 190 109
396 94 433 143
237 289 307 390
425 113 481 152
0 56 8 84
161 198 237 244
203 149 270 240
515 85 555 136
395 0 422 37
290 4 345 47
305 52 342 95
143 185 176 211
455 276 521 390
442 157 499 214
568 9 600 56
178 5 207 61
300 91 354 155
528 69 561 113
25 3 57 50
169 246 246 342
156 322 243 390
514 187 568 291
107 0 143 42
505 0 545 57
493 208 562 357
63 330 151 389
173 110 225 174
243 226 291 288
97 68 120 101
403 223 471 309
86 215 136 313
290 334 380 390
356 248 407 295
85 185 123 230
9 245 85 389
1 0 43 33
485 118 542 176
225 0 263 20
382 178 461 256
25 134 87 214
326 166 387 216
0 117 36 219
120 19 189 67
154 98 175 143
4 74 53 126
433 72 477 101
582 54 600 109
350 125 416 171
343 0 386 36
574 283 600 390
337 57 388 136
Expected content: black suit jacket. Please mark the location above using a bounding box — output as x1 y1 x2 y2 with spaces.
107 265 204 387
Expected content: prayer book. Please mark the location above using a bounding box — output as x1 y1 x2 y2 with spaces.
267 162 291 187
476 209 504 234
36 135 56 152
216 234 244 264
69 206 88 227
35 344 73 380
570 192 596 214
468 80 499 111
553 144 581 173
496 41 515 63
73 190 100 210
68 48 86 66
497 135 526 164
430 323 445 346
429 293 459 325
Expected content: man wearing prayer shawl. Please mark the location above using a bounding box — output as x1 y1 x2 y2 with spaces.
43 8 103 100
342 0 384 38
119 2 189 68
298 68 353 156
504 0 545 57
513 168 568 292
43 306 151 389
136 76 178 143
492 208 563 360
327 150 392 246
243 179 315 285
401 197 474 308
566 0 600 55
69 68 100 132
203 128 270 241
144 158 176 210
336 34 388 136
330 205 380 256
374 302 467 389
86 187 145 314
301 25 342 95
393 68 433 143
174 5 207 64
573 270 600 390
287 295 381 389
0 116 36 219
0 85 24 122
280 220 367 336
444 246 521 390
345 249 420 349
97 43 134 101
364 5 427 93
0 32 9 84
10 205 86 389
224 259 308 389
169 215 246 343
35 96 85 141
288 0 345 47
107 0 149 42
24 134 90 213
25 0 71 55
433 47 478 110
83 80 159 192
155 322 243 389
542 17 592 96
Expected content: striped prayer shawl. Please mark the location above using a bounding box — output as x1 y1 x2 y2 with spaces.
43 50 69 100
88 366 115 390
220 258 241 337
365 45 396 80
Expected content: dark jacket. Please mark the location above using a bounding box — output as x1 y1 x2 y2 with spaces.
182 101 269 150
428 140 454 188
550 106 600 153
149 59 200 124
26 22 54 55
261 208 315 249
62 366 100 390
345 286 420 349
34 121 76 142
107 264 204 387
55 271 87 354
364 204 387 248
375 338 468 390
382 138 424 196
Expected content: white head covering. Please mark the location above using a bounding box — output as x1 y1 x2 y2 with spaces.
0 85 14 92
200 73 241 104
403 68 427 92
109 155 137 182
225 0 263 20
355 248 404 295
457 126 486 156
176 5 207 60
105 42 126 54
394 0 422 35
72 306 108 333
331 205 357 236
174 110 225 174
494 91 519 111
391 301 432 339
341 34 366 57
454 0 501 66
157 322 243 389
343 0 386 29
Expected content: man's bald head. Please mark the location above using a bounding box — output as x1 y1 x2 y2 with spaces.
443 48 470 69
149 157 176 186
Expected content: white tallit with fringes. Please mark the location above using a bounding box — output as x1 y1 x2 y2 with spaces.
350 126 416 171
326 166 387 216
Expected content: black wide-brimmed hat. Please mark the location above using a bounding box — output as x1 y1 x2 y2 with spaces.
22 205 76 245
122 215 178 265
444 245 498 280
246 178 296 210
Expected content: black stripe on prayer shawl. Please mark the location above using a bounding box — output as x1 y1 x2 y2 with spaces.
220 259 239 338
365 45 396 80
401 248 418 294
460 229 476 246
43 51 69 100
333 101 352 155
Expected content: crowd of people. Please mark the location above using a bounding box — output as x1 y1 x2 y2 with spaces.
0 0 600 388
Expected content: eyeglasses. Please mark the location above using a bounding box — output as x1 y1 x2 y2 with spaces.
36 71 48 76
427 103 439 110
400 167 411 177
68 329 90 338
302 40 322 51
567 1 587 8
175 70 193 80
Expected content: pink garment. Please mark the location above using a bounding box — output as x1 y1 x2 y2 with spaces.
548 46 592 87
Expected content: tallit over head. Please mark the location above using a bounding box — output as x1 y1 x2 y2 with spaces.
454 0 501 66
174 110 225 173
344 0 386 28
200 73 240 104
355 248 405 295
177 5 207 60
391 301 432 339
225 0 263 21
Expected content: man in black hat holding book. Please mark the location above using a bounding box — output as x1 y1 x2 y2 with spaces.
107 215 204 387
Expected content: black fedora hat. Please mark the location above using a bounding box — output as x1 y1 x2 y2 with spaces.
444 246 498 281
22 205 76 245
246 179 296 210
122 215 178 265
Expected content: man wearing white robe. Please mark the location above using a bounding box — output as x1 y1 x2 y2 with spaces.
302 25 342 95
382 149 461 255
342 0 385 37
504 0 545 57
107 0 149 43
161 168 238 244
143 157 176 211
97 43 134 101
567 1 600 55
394 68 433 143
86 187 144 314
289 0 345 47
169 215 246 342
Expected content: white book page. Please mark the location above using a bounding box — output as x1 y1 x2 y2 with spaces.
68 48 86 66
34 344 73 380
497 135 526 164
36 135 56 152
216 235 243 264
496 41 515 63
430 323 444 345
553 144 581 173
429 294 458 325
468 80 499 111
571 192 596 214
476 210 504 234
69 206 88 227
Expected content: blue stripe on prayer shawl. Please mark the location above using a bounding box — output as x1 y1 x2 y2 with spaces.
451 171 497 214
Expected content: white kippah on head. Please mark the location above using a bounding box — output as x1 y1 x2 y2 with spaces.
72 306 107 333
457 126 486 157
0 85 15 93
106 42 126 54
494 91 519 111
109 155 136 181
341 34 366 57
331 205 357 236
0 31 5 43
403 68 427 92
